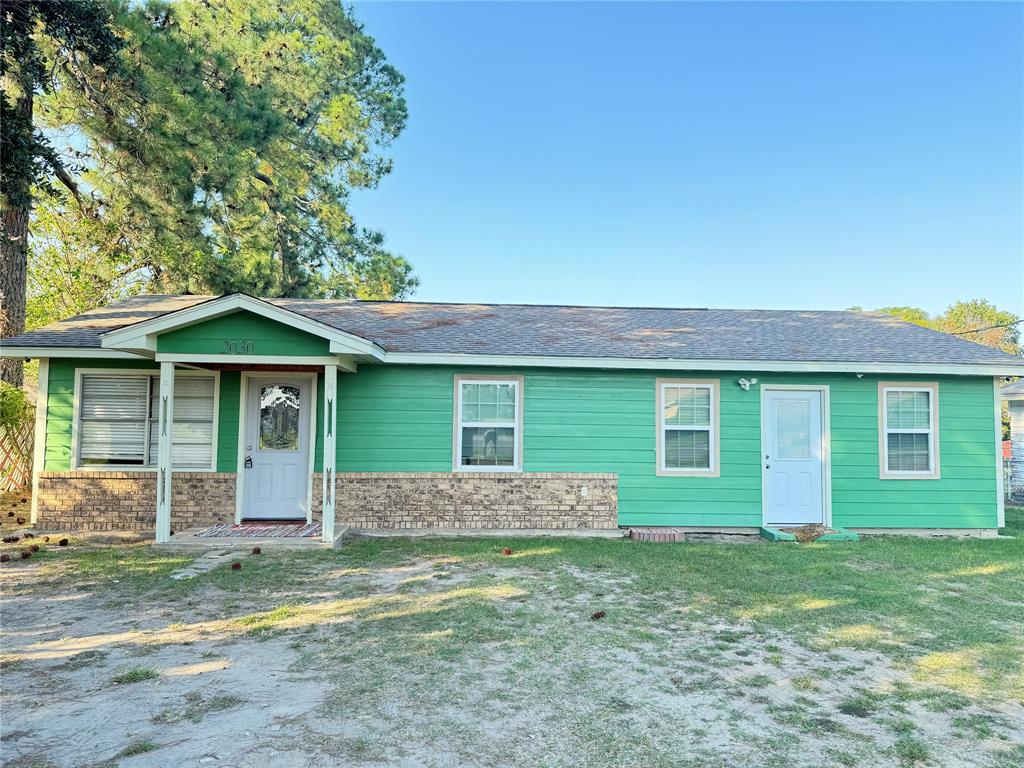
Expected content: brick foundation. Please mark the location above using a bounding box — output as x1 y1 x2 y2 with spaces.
36 471 236 532
333 472 618 530
33 471 619 533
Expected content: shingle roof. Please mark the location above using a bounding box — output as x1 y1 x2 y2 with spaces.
3 294 1021 368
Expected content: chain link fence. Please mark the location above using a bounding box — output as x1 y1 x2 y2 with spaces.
1006 458 1024 504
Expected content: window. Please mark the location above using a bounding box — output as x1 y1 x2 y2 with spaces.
657 379 720 476
77 372 217 469
454 376 522 470
879 383 940 479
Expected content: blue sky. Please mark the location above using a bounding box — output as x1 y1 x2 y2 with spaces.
350 1 1023 315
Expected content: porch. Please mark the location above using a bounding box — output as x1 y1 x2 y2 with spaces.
147 359 345 547
156 520 347 551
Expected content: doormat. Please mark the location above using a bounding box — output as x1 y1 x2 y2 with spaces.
194 523 321 539
772 524 860 543
779 524 830 542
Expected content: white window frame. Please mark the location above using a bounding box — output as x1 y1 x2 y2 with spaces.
878 382 940 480
71 368 220 472
656 378 720 477
453 374 523 472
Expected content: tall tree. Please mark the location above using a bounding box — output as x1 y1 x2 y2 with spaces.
29 0 415 316
0 0 122 386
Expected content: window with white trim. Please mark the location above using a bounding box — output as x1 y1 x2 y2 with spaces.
880 384 939 478
455 377 521 470
658 381 717 474
77 373 216 469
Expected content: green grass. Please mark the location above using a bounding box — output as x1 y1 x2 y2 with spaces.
211 505 1018 703
891 735 931 766
115 740 160 758
8 507 1021 768
112 666 159 685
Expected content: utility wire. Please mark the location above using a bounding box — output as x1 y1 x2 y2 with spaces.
951 318 1024 335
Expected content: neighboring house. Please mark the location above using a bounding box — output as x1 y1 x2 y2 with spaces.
1 293 1021 542
1001 379 1024 501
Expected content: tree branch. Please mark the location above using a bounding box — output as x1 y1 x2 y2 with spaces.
41 151 91 216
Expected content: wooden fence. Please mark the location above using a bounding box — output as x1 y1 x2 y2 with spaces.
0 407 34 492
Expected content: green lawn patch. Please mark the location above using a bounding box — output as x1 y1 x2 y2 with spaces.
112 666 159 685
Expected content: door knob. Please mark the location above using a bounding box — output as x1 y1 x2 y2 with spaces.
244 455 253 468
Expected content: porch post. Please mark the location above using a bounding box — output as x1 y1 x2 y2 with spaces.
30 359 49 526
155 361 174 543
321 363 338 544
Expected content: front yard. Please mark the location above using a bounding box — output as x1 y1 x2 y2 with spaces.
2 511 1023 768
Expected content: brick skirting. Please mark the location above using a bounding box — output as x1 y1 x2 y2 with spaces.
333 472 618 530
36 471 236 532
33 471 619 533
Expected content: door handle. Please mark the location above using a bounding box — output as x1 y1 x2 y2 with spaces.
244 455 253 468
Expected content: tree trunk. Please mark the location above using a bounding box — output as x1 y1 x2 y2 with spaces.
0 91 32 389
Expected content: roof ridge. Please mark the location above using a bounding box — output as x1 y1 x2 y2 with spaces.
276 297 873 314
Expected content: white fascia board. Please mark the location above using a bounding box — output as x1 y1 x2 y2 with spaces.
379 352 1024 377
155 353 345 366
328 339 382 357
101 293 385 359
155 353 357 373
99 334 156 353
0 346 149 360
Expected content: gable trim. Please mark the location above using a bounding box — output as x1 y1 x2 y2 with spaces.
100 294 385 359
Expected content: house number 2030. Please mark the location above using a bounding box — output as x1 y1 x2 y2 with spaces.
222 340 255 354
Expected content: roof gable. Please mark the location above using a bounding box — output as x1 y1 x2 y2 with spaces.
99 294 382 358
157 310 331 357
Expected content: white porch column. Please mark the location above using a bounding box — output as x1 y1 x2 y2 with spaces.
155 361 174 543
30 359 49 526
321 363 338 544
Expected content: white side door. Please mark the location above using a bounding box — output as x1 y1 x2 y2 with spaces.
243 379 310 520
763 389 825 526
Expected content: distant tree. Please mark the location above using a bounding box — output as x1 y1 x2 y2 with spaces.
875 306 933 328
0 0 122 387
873 300 1021 356
939 299 1020 355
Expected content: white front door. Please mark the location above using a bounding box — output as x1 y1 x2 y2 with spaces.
763 389 825 526
243 378 311 520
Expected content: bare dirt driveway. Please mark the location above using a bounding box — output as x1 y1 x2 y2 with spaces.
2 512 1023 768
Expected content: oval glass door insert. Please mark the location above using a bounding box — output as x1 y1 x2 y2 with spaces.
259 385 301 451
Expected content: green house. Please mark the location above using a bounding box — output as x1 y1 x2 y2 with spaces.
2 293 1020 543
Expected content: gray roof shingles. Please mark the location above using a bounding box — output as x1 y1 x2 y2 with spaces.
2 294 1021 367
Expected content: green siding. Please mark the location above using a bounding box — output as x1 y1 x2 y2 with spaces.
157 310 330 356
41 357 999 528
334 365 999 529
217 371 241 472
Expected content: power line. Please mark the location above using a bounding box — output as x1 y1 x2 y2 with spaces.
951 318 1024 335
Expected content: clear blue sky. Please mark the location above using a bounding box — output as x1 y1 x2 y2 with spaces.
350 1 1023 315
